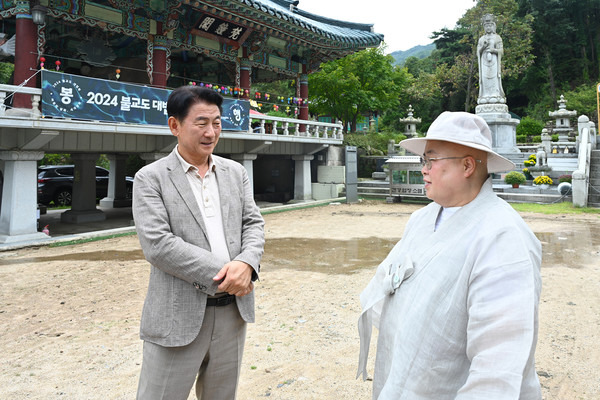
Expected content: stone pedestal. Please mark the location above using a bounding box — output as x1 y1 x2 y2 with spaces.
231 153 258 190
99 154 131 208
475 104 520 154
0 151 49 244
292 155 314 200
61 153 106 224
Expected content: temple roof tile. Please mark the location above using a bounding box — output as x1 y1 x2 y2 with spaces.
239 0 384 47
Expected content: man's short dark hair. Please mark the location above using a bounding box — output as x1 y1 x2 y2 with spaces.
167 85 224 122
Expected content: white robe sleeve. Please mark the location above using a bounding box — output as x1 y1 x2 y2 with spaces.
457 227 542 399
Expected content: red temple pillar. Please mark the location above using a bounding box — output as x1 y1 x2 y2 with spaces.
299 65 309 133
240 58 251 100
13 3 38 109
152 35 168 88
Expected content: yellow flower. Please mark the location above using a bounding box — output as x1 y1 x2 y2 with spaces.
533 175 553 185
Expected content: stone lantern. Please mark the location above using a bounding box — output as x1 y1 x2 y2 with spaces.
548 94 577 142
399 105 421 138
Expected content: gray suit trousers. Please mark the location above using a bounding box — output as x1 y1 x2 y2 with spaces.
137 302 247 400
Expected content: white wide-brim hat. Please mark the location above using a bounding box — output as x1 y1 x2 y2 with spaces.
399 111 515 173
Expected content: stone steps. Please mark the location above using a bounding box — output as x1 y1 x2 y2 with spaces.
357 179 568 204
357 181 389 198
587 150 600 205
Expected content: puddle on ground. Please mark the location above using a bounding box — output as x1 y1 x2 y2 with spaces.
2 228 598 272
262 227 600 273
0 249 145 266
262 237 398 274
536 225 600 269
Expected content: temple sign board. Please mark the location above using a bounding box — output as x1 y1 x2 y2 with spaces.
41 70 250 131
386 156 426 201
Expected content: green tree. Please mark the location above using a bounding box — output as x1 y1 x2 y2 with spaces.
308 47 410 132
0 62 14 84
559 85 597 122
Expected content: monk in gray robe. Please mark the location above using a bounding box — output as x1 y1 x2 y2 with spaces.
358 112 542 399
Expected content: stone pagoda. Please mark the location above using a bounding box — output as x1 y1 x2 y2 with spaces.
548 95 577 142
398 105 421 138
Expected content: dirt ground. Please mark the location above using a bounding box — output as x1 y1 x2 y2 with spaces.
1 201 599 399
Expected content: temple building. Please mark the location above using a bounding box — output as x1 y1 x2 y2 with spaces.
0 0 383 244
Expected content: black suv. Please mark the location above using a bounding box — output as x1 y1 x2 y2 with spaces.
37 165 133 206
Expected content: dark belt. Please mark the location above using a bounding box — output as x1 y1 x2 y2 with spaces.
206 294 236 307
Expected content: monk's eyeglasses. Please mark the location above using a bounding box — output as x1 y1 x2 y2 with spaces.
420 155 482 170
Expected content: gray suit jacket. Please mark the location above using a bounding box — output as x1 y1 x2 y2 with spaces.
132 149 265 347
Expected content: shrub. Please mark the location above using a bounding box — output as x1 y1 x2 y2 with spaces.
516 135 527 143
0 62 14 84
558 174 572 183
533 175 553 185
516 116 544 137
504 171 526 185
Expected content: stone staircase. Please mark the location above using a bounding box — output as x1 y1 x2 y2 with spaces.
357 180 389 198
357 177 567 204
500 152 578 179
587 150 600 207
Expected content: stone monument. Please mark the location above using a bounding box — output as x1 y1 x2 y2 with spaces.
475 14 520 154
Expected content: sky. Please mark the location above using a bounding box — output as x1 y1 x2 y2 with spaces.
296 0 476 53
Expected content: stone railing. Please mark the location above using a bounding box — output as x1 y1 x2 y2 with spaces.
250 114 344 140
0 84 42 118
572 115 596 207
517 141 577 155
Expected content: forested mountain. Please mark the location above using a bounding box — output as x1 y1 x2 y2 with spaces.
390 44 435 66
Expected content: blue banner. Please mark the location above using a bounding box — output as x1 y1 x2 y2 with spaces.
41 70 249 131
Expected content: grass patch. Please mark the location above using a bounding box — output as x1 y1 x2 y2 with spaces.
48 231 137 247
511 202 600 215
46 204 71 210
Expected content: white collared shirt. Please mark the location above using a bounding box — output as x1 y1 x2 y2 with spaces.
175 146 230 266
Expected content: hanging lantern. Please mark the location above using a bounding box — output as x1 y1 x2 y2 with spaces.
55 60 61 71
39 57 45 70
115 68 121 80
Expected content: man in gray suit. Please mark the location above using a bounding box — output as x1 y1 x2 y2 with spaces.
133 86 265 399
